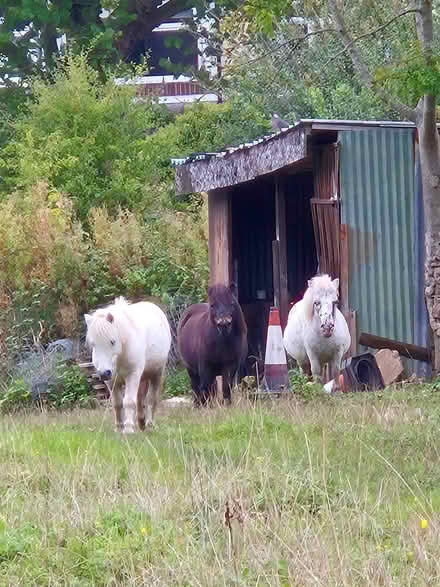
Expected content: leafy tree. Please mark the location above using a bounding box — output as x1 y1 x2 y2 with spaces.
0 0 237 84
0 53 168 220
0 0 113 80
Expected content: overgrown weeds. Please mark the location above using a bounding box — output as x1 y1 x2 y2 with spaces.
0 387 440 584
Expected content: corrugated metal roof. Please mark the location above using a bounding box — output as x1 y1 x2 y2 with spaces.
339 128 419 371
171 118 420 168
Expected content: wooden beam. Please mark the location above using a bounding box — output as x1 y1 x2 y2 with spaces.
340 223 349 313
272 240 281 309
359 332 431 363
275 177 289 329
208 189 232 285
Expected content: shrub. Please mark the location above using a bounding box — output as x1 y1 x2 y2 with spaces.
288 368 327 401
0 378 31 413
88 196 209 304
0 182 87 294
0 183 89 370
140 100 271 191
45 364 95 409
0 53 270 370
0 365 94 413
164 369 191 398
0 54 173 222
1 54 271 224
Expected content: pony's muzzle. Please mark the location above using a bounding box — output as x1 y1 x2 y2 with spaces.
215 316 233 334
215 316 232 326
321 324 334 338
99 369 112 380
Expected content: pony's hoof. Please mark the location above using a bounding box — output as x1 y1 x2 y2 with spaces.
114 425 124 433
145 420 154 429
122 425 136 435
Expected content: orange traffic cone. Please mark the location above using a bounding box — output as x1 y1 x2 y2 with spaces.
263 307 290 392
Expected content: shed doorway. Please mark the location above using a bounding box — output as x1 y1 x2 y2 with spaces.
230 172 319 373
285 172 318 306
231 178 275 371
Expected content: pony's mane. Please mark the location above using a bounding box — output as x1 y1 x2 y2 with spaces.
303 274 338 321
208 283 237 300
86 297 130 346
114 296 130 307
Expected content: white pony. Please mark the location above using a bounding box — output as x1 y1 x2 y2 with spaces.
283 275 351 387
85 297 171 434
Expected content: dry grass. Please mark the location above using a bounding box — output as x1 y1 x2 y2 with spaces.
0 387 440 585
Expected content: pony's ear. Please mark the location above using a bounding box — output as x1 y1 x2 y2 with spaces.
229 282 238 298
84 314 92 327
106 312 114 323
332 278 340 290
307 279 313 289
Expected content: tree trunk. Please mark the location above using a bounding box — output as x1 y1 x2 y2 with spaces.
113 0 190 63
417 96 440 373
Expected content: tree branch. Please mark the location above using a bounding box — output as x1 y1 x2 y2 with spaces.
223 27 337 73
324 7 421 68
328 0 416 122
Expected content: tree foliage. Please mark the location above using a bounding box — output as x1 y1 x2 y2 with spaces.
1 53 269 222
0 0 233 84
216 7 404 122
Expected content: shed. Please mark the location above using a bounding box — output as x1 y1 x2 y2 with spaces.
174 119 430 376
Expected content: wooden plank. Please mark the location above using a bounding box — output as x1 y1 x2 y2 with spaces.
348 310 357 358
342 310 355 359
310 199 340 278
359 332 431 363
208 189 232 285
272 240 281 309
340 224 349 313
275 177 289 329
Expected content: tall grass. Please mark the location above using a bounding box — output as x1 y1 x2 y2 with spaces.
1 387 440 585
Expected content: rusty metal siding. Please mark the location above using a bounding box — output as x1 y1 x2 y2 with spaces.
339 128 417 368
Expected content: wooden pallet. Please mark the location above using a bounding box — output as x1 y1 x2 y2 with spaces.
77 361 111 401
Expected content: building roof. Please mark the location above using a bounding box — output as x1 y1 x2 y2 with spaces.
173 118 418 195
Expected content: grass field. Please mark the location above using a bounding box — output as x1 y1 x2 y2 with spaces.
1 386 440 586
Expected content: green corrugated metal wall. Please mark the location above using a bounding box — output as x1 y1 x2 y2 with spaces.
339 128 416 357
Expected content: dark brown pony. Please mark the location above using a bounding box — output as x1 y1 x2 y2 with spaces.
177 283 248 405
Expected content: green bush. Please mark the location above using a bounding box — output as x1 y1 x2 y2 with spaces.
46 365 95 409
89 201 209 302
0 378 31 413
1 54 269 224
164 369 191 398
0 182 89 355
140 99 271 192
0 54 173 222
288 369 327 401
0 365 94 413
